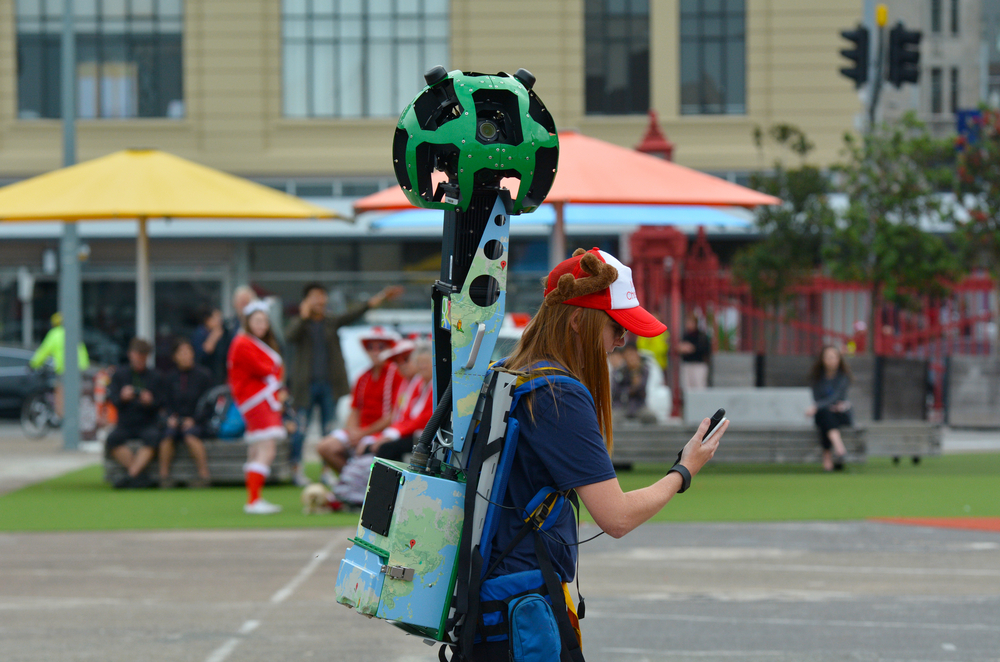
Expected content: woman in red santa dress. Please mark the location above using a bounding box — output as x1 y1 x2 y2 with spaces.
227 300 287 514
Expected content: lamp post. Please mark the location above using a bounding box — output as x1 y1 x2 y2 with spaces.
59 0 82 451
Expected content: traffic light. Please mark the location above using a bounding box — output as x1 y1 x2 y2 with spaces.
839 24 869 88
888 22 921 88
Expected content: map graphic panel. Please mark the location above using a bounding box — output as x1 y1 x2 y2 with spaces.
451 195 510 453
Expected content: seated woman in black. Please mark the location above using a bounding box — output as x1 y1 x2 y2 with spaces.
159 338 214 488
472 248 729 661
805 345 852 471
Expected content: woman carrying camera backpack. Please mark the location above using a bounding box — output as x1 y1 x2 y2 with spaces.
470 248 729 661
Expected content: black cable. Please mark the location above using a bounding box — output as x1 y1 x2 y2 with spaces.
474 490 606 548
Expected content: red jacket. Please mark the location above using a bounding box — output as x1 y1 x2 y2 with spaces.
386 375 434 439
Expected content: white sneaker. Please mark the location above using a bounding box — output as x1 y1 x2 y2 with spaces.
293 471 311 487
244 499 282 515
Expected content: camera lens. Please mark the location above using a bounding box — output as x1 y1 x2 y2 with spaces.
477 120 498 142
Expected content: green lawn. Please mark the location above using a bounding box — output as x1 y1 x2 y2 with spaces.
1 454 997 532
622 453 1000 522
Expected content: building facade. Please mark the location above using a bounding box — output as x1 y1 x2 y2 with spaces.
880 0 987 135
0 0 945 362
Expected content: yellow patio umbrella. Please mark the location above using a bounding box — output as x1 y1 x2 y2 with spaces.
0 148 344 340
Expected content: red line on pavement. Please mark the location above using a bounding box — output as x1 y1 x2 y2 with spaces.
872 517 1000 533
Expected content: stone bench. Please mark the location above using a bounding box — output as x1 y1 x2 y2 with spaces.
682 387 816 425
103 438 293 486
864 421 942 464
612 423 867 467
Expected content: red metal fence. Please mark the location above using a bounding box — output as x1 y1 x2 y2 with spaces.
630 226 997 417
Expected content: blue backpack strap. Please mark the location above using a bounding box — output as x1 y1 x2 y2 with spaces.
477 364 587 573
521 487 565 532
453 363 588 662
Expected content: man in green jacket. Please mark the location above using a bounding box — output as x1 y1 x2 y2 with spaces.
284 283 402 484
29 312 91 419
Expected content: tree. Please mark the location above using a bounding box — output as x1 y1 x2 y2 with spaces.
824 112 963 351
954 108 1000 353
733 125 834 349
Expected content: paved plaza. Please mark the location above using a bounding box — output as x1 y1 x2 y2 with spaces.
0 521 998 661
1 423 998 661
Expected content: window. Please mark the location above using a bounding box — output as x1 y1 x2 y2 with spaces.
680 0 745 115
950 66 959 113
584 0 650 115
16 0 184 120
930 67 943 114
282 0 449 118
930 0 942 34
949 0 959 35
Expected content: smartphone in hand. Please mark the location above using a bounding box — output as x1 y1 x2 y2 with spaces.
701 408 727 444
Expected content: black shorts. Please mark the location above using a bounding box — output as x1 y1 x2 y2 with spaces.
375 435 415 462
162 424 205 444
105 423 162 454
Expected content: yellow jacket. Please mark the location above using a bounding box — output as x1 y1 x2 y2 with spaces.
636 330 669 371
30 327 90 374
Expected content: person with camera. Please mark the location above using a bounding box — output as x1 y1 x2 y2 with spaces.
284 282 404 485
105 338 163 489
474 248 728 661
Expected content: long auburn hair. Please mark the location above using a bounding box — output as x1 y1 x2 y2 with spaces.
809 345 852 383
243 310 281 353
505 304 614 453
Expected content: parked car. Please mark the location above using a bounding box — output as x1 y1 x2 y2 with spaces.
0 345 47 418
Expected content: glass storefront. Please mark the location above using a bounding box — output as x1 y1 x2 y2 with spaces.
154 280 222 371
0 234 619 366
0 275 224 369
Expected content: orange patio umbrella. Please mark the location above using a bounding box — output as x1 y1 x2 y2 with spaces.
354 130 779 266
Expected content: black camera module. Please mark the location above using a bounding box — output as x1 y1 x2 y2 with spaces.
477 119 499 143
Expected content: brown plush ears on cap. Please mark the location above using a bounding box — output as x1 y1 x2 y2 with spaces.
544 249 618 307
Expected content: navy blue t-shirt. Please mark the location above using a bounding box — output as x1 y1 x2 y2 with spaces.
486 374 617 583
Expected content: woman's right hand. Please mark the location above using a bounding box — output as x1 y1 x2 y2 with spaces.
805 405 817 417
678 417 728 477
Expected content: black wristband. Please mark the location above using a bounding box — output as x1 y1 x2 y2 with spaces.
667 463 692 493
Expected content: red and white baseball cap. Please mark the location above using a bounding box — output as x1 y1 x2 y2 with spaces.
379 339 415 363
544 248 667 338
360 326 402 349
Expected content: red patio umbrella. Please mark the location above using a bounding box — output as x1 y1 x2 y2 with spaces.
354 130 779 265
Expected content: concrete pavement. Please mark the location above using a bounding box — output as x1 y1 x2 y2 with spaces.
0 522 997 661
1 420 999 661
0 422 100 495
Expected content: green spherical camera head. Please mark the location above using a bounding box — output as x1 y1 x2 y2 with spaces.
392 67 559 215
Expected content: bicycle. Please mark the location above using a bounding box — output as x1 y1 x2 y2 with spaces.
20 367 60 439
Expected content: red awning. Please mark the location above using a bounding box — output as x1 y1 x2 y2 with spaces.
354 130 780 214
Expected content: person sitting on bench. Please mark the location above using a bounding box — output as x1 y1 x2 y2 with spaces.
158 338 214 488
316 326 404 484
106 338 163 489
370 340 434 462
805 345 852 472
